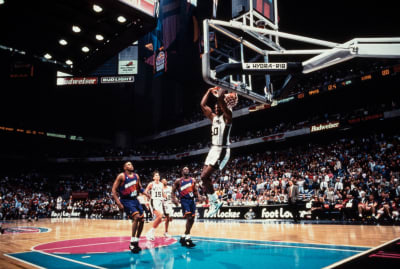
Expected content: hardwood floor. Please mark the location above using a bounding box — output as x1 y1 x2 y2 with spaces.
1 218 399 268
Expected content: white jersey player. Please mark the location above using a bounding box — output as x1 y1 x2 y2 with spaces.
150 180 164 213
205 114 232 169
200 87 234 217
144 172 167 240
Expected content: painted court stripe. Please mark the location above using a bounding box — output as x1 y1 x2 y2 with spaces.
15 228 38 232
35 240 131 251
35 250 107 269
196 238 364 253
3 254 46 269
193 236 370 249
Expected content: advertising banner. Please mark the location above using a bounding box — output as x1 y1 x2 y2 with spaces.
56 77 98 86
100 76 134 84
118 46 138 75
51 205 309 219
310 121 339 132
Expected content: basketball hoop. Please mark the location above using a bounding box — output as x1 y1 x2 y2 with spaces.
210 86 238 109
224 92 238 109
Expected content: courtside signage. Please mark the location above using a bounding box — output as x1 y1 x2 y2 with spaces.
57 77 98 86
100 76 134 84
310 121 340 132
243 62 287 70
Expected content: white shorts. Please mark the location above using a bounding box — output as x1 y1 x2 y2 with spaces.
151 199 164 214
205 146 230 170
163 202 174 216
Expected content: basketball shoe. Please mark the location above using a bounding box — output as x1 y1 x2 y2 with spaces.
206 195 223 217
184 238 196 248
164 232 172 238
146 229 155 241
129 242 141 253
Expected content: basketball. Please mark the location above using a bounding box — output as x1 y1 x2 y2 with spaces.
224 92 238 109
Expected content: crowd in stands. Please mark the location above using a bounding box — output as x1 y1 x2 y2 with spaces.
0 174 53 221
1 130 400 223
0 171 121 221
217 132 400 223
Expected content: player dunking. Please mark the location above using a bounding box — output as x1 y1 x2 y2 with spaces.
200 87 236 217
144 171 165 240
172 167 201 247
112 162 147 253
162 178 173 238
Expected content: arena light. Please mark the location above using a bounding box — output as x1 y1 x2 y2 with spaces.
44 53 52 59
72 25 81 33
81 46 90 53
59 39 68 46
95 34 104 41
0 0 4 5
66 59 73 65
93 4 102 13
117 16 127 23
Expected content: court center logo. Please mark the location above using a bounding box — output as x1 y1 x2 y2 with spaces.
2 226 51 234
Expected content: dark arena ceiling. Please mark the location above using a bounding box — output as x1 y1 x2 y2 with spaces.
0 0 157 75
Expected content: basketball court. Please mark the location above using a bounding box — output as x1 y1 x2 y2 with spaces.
1 0 400 268
1 219 399 268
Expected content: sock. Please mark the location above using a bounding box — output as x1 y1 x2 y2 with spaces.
185 234 191 239
131 237 138 243
181 234 186 239
149 228 154 233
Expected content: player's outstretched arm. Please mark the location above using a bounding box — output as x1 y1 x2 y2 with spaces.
112 173 124 210
201 88 215 121
171 179 180 206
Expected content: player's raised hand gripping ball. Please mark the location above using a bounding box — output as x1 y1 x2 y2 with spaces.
210 86 224 97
